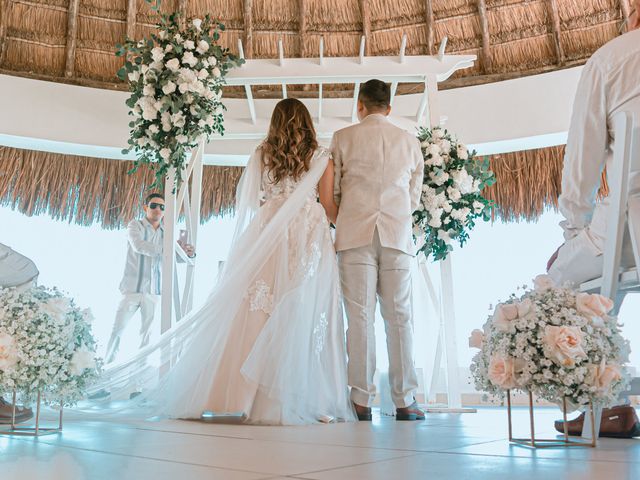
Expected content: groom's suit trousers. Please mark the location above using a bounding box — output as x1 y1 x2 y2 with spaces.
339 229 419 408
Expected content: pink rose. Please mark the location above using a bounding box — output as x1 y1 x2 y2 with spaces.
469 329 484 349
533 274 555 292
492 303 519 332
576 293 614 320
585 360 622 393
488 355 525 389
543 325 587 367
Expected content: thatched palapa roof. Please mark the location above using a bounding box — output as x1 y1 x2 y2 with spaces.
0 0 630 93
0 1 626 227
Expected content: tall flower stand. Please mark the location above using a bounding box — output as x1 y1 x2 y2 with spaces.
506 390 596 448
0 390 63 437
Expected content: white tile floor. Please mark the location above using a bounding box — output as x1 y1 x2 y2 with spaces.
1 407 639 480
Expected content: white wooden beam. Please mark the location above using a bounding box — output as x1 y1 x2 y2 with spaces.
399 34 407 63
318 38 324 121
319 36 324 65
359 35 366 64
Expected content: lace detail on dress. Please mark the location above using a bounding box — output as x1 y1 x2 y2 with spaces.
301 242 321 279
313 312 328 355
247 279 274 314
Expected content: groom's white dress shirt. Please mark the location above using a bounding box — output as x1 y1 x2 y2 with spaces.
550 28 640 285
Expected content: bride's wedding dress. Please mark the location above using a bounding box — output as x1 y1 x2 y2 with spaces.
89 147 355 425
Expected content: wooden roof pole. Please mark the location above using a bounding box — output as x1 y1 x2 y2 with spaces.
547 0 565 66
243 0 253 59
64 0 81 78
298 0 307 57
424 0 435 55
126 0 137 41
178 0 187 29
359 0 371 55
477 0 492 73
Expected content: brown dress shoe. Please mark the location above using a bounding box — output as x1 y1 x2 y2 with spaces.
554 405 640 438
396 401 425 421
0 397 34 425
354 403 372 421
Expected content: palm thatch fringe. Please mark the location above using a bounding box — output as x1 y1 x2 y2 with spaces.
0 146 242 229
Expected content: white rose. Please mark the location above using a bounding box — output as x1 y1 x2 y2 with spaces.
183 40 195 50
171 112 186 128
457 144 469 160
164 44 173 53
183 52 198 67
176 134 188 143
447 186 461 202
151 46 165 62
158 30 168 40
166 58 180 72
159 148 171 160
197 68 208 79
137 137 148 147
428 209 443 228
207 56 217 66
161 111 172 132
162 81 177 94
143 84 155 96
432 128 445 139
420 140 430 148
212 67 221 78
203 89 214 100
198 119 206 127
174 34 183 42
196 40 210 55
428 143 441 156
128 71 140 82
439 139 451 153
150 60 164 72
214 105 224 115
430 153 443 167
472 200 484 214
190 105 198 115
192 18 202 31
69 347 95 376
441 201 452 213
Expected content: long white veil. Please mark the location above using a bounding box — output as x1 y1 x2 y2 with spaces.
76 148 346 422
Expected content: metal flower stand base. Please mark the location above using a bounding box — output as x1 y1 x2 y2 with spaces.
0 390 63 437
507 390 596 448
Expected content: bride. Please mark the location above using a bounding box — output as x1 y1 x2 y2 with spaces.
92 99 356 425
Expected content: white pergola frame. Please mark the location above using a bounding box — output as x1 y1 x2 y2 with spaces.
161 35 477 412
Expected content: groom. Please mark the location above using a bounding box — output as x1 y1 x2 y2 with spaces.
331 79 425 421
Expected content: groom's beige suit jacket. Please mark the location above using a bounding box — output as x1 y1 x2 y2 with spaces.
331 114 424 255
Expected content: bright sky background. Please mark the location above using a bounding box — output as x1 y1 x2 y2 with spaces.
2 204 638 389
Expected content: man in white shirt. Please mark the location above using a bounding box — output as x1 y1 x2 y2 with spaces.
331 80 425 421
548 3 640 438
0 243 38 424
104 193 194 363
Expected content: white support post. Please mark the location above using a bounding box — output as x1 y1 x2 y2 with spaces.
351 82 360 123
389 35 406 106
182 137 204 314
278 38 287 98
237 39 256 124
161 168 177 334
318 38 324 121
437 36 448 61
424 73 473 413
359 35 366 64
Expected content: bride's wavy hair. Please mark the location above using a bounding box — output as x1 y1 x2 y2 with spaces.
262 98 318 183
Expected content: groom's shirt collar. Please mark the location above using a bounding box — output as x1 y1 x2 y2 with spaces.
361 113 389 123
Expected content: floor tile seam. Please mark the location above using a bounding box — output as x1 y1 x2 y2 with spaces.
285 452 422 477
424 448 640 464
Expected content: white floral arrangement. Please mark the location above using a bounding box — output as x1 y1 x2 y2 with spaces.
470 275 630 409
116 6 244 187
413 126 495 261
0 286 101 406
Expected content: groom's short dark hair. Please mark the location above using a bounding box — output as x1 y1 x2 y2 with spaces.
358 80 391 110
